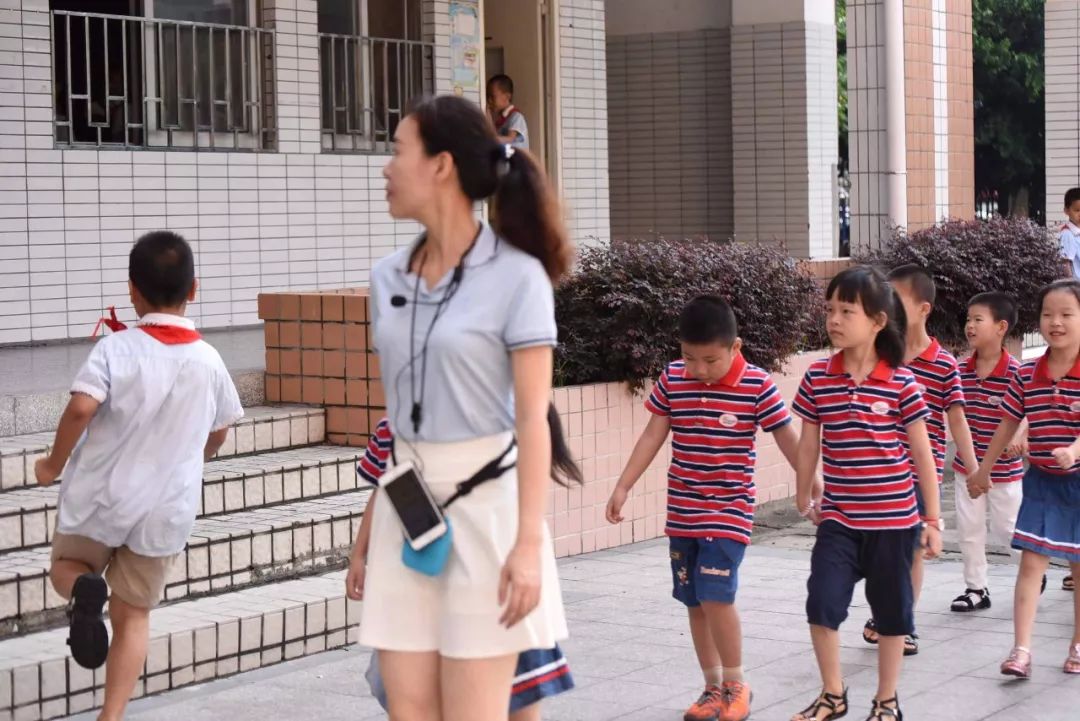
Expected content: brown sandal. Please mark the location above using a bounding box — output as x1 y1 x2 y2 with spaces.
792 688 848 721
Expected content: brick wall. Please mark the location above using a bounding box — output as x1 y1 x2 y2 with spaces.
606 28 734 241
258 287 828 556
1045 0 1080 223
945 0 973 219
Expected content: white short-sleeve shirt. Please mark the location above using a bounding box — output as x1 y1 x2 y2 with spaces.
58 313 244 556
1060 222 1080 281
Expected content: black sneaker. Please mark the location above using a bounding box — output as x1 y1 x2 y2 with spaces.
66 573 109 669
951 588 991 612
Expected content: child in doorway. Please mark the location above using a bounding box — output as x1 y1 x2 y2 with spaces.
349 417 575 719
950 292 1028 613
968 278 1080 678
34 231 244 721
605 295 801 721
790 266 942 721
487 74 530 148
1058 187 1080 283
857 265 979 655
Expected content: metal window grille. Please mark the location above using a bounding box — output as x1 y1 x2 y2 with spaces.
318 32 433 153
51 9 276 150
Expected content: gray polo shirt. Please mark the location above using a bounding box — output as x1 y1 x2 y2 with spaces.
370 222 557 443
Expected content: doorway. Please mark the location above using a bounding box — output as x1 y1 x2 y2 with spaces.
483 0 560 184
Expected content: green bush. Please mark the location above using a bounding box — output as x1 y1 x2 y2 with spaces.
856 217 1063 350
554 238 823 389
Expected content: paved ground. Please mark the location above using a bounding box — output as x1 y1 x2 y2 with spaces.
63 484 1080 721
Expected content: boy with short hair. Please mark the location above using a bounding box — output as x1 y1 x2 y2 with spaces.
1058 187 1080 281
35 231 244 721
605 295 801 721
864 265 979 654
950 292 1027 613
487 74 529 148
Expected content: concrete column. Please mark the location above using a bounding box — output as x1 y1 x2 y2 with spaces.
1045 0 1080 223
848 0 973 251
730 0 838 259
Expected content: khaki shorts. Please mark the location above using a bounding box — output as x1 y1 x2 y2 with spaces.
51 532 177 609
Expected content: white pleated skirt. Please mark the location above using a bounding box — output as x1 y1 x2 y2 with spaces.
358 431 568 658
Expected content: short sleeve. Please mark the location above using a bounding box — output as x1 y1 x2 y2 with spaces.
507 112 528 146
1060 230 1077 261
358 418 393 485
502 262 557 351
898 377 931 427
944 362 965 409
1001 368 1026 421
71 341 111 403
644 367 672 416
211 370 244 432
791 371 819 423
755 376 792 432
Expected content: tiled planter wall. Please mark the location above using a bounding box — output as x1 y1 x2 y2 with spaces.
258 290 830 556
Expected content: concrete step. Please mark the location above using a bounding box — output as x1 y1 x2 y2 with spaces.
0 444 362 555
0 569 360 721
0 405 326 492
0 327 267 437
0 488 370 637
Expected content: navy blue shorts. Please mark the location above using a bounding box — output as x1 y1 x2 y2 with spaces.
806 521 918 637
669 536 747 606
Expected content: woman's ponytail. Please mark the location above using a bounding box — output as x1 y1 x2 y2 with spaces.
491 145 574 282
548 402 582 487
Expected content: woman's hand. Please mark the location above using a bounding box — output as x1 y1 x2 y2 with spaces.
345 552 367 601
499 539 542 628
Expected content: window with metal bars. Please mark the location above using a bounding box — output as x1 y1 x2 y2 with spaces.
50 0 275 150
317 0 433 153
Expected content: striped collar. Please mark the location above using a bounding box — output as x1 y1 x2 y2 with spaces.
960 348 1012 378
825 351 895 383
1032 351 1080 384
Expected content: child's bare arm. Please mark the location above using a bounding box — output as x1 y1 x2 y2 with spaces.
946 405 979 476
794 421 821 516
975 417 1022 479
606 414 670 523
204 428 230 461
905 419 943 558
35 393 101 486
772 422 800 469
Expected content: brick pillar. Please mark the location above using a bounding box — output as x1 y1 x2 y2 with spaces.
730 0 839 259
848 0 974 250
1045 0 1080 223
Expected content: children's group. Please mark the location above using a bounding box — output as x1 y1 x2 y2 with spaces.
29 186 1080 721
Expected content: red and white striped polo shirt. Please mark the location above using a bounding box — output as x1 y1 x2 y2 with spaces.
1002 353 1080 474
952 350 1023 483
645 353 792 544
792 353 929 530
904 338 965 479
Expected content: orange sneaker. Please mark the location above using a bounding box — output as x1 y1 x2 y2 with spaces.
720 680 753 721
684 684 725 721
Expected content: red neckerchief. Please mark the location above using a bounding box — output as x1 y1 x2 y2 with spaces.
497 106 518 133
90 308 201 345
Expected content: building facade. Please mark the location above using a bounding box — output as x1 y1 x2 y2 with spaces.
0 0 975 345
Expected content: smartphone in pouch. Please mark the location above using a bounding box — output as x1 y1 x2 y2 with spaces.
378 461 448 550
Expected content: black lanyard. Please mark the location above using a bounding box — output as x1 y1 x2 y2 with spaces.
407 226 481 434
392 438 518 510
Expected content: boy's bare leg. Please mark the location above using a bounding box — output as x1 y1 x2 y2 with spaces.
49 559 94 599
97 596 150 721
688 605 723 684
1072 562 1080 646
700 601 742 678
809 625 843 695
875 635 904 701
